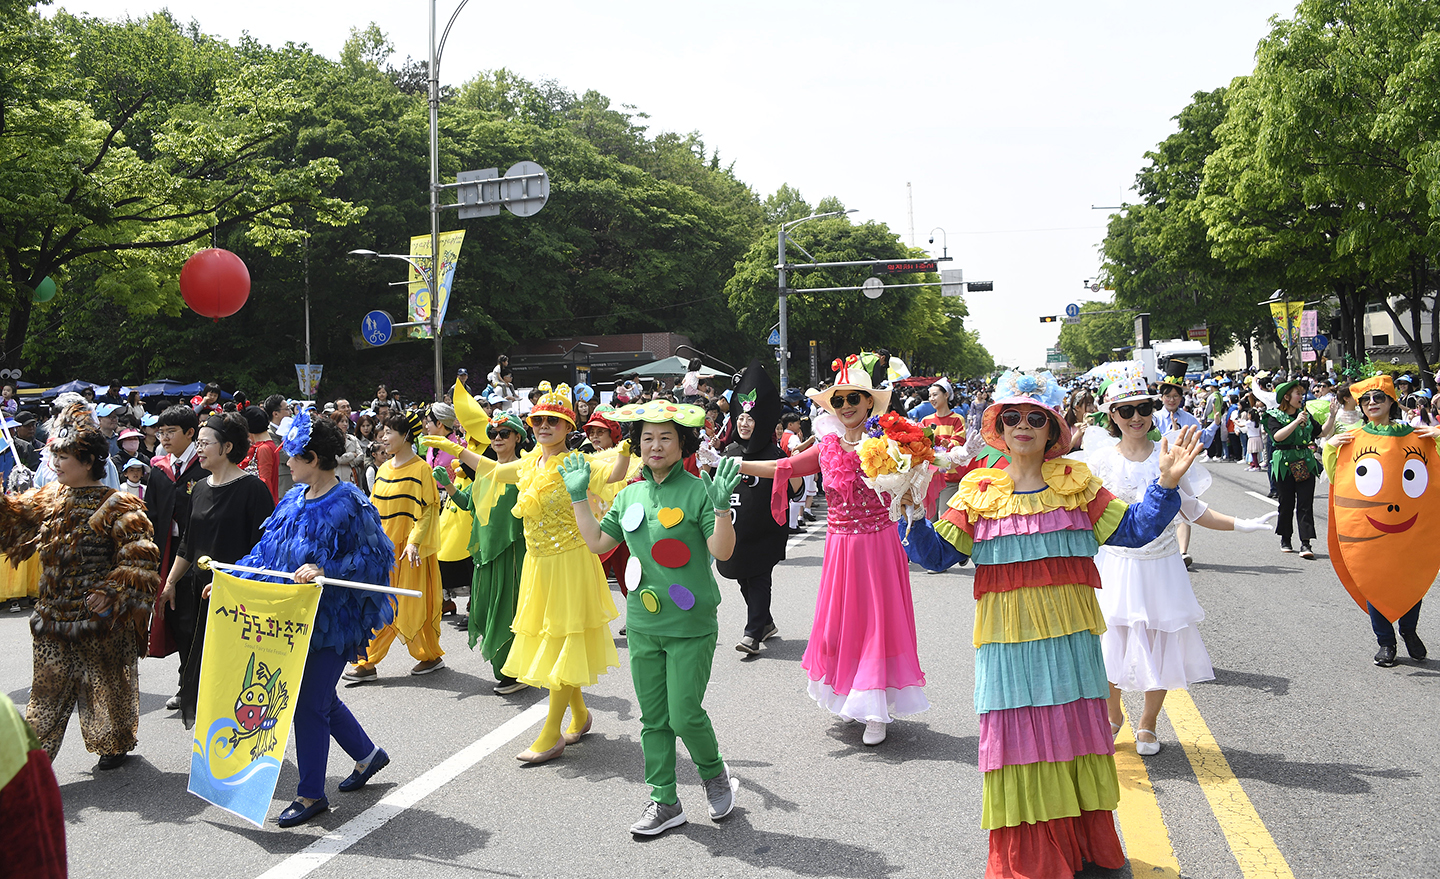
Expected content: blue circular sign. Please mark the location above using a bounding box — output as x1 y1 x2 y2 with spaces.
1311 333 1328 351
1065 302 1081 318
362 310 393 346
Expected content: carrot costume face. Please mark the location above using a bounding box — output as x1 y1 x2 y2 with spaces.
1328 421 1440 621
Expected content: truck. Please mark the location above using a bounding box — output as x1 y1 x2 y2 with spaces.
1133 339 1211 383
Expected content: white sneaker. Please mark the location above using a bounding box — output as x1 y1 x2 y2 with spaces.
862 720 887 745
1135 729 1162 756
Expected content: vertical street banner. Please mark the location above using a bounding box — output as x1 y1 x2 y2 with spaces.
294 364 323 398
188 569 321 827
1268 301 1305 346
407 230 466 339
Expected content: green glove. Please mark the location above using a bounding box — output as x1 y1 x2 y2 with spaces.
560 452 592 503
419 434 465 458
701 455 741 512
432 466 451 488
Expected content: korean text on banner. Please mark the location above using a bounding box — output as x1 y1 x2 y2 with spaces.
294 364 323 397
1268 301 1305 344
188 569 321 828
407 230 466 339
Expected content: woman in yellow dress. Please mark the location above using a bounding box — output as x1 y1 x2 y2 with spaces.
423 383 626 762
345 410 445 680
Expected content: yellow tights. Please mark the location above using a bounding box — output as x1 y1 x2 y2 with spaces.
528 685 589 752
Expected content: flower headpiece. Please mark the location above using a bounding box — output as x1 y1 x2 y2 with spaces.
737 389 759 413
831 354 864 386
530 381 576 426
982 370 1072 460
282 407 314 457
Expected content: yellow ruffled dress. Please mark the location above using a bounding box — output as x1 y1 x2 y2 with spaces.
474 450 623 689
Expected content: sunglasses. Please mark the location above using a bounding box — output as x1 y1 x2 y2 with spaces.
1359 391 1390 405
1000 409 1051 429
1112 402 1155 419
487 429 514 440
829 391 870 408
528 415 564 427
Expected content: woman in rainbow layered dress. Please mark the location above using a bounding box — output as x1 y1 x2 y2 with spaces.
902 370 1204 878
421 382 629 763
1084 364 1276 757
736 355 965 746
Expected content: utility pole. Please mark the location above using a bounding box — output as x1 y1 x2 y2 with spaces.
906 182 915 246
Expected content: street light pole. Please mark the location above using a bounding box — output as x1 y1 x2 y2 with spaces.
776 209 855 394
429 0 442 402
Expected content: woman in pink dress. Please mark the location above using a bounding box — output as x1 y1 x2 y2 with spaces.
738 355 925 746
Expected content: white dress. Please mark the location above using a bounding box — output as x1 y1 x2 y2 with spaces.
1088 444 1215 692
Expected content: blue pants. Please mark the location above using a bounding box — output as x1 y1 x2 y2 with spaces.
1369 601 1421 647
295 648 375 799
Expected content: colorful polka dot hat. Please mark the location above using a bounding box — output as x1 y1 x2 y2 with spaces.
611 401 706 427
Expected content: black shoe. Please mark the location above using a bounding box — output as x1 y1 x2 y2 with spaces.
788 527 805 535
1299 545 1315 560
1280 541 1294 553
1402 632 1428 661
1374 644 1398 667
1268 491 1279 499
96 753 130 771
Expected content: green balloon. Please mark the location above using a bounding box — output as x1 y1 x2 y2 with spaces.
33 276 56 303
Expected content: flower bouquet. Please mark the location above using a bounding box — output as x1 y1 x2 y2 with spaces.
857 412 972 527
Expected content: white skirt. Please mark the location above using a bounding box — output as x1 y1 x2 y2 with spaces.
1095 548 1214 692
806 680 930 723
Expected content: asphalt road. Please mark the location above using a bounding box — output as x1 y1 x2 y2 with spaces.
4 458 1438 879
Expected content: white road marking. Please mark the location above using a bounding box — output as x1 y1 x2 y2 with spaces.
1245 491 1279 507
256 702 547 879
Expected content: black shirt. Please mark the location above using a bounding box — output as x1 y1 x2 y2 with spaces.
176 473 276 588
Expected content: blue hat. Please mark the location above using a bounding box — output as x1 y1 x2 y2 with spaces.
1398 374 1414 383
1 417 18 429
122 457 148 471
94 402 123 417
141 413 159 427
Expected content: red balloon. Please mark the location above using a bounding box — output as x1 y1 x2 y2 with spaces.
179 249 250 320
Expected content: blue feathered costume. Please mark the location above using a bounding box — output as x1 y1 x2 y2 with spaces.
236 482 394 804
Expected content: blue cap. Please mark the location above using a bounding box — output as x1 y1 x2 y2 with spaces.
122 457 148 470
1399 374 1414 383
141 414 159 427
94 402 123 417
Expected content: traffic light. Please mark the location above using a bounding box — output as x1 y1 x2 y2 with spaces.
1039 315 1059 323
966 281 994 292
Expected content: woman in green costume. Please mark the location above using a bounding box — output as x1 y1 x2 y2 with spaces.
1263 379 1320 558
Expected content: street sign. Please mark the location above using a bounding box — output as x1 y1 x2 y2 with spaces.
1312 333 1329 351
361 310 394 346
456 162 550 219
1065 303 1081 318
767 328 781 345
941 269 964 297
872 259 937 275
862 277 884 299
1063 316 1081 324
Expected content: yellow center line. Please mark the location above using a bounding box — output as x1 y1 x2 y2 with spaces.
1113 708 1182 879
1166 689 1296 879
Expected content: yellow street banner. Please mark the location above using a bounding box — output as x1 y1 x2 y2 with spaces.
188 569 321 827
408 229 466 339
1269 301 1304 345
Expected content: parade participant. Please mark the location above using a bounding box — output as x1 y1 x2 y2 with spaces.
1086 366 1276 755
717 360 802 655
1323 374 1440 668
238 406 280 503
452 408 530 694
144 404 208 706
0 691 66 877
421 382 627 762
736 355 930 746
900 370 1205 878
0 421 160 768
921 378 969 518
33 394 121 490
161 413 275 726
344 410 445 681
1265 378 1320 558
234 416 396 827
563 401 743 836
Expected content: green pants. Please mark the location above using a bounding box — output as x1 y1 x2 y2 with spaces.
628 629 724 804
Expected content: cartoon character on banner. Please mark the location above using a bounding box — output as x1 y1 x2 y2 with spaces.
1329 423 1440 622
226 653 289 760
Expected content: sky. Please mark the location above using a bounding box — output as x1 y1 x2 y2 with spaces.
52 0 1298 370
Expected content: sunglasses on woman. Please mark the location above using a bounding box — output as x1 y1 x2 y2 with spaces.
1000 409 1051 429
829 391 869 408
488 429 514 440
529 415 563 427
1359 391 1390 406
1112 402 1154 419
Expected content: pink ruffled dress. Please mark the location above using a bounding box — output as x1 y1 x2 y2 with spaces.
775 434 929 722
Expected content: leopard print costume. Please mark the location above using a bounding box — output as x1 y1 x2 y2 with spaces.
0 484 160 758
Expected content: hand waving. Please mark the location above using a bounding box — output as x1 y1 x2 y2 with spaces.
701 456 741 512
560 452 592 502
1157 425 1205 489
419 434 464 458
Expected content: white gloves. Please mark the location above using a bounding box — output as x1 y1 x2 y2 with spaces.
1233 511 1279 533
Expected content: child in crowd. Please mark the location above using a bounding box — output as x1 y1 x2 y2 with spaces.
120 458 148 499
1246 407 1265 470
